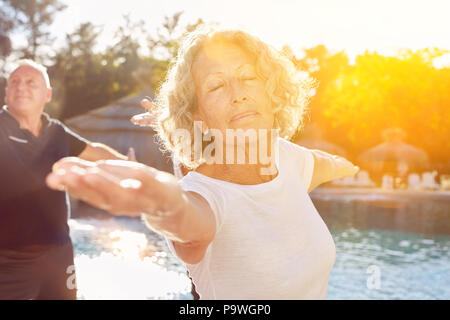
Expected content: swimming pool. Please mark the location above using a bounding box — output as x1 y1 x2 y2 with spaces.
327 228 449 299
70 189 450 300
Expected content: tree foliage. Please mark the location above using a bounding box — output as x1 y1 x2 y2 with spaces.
1 0 66 61
297 47 450 170
144 12 205 91
46 12 204 119
0 8 14 59
48 20 143 119
290 44 349 141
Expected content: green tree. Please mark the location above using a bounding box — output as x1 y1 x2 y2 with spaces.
49 17 147 119
145 12 205 91
291 45 349 141
321 49 450 168
0 9 14 59
0 8 14 104
49 11 207 119
1 0 66 61
49 22 110 118
103 14 144 96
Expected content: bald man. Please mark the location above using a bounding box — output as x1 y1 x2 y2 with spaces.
0 59 131 300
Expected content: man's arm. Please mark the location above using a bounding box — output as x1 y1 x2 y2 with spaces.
308 149 359 193
61 120 132 162
78 142 131 162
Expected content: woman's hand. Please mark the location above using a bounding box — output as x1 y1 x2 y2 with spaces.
46 157 184 218
329 153 359 180
130 98 158 127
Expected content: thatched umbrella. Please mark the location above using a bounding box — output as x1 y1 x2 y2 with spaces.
66 90 173 174
357 128 430 180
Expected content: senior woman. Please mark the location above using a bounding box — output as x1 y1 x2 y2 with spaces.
46 28 358 299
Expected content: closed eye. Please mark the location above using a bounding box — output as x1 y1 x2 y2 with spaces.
240 72 257 81
208 83 224 92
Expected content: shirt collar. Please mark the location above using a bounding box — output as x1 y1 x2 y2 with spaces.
1 105 51 133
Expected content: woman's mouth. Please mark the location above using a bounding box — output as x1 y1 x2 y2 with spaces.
230 111 259 122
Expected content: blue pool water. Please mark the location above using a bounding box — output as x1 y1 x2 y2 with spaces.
327 228 449 299
70 216 450 300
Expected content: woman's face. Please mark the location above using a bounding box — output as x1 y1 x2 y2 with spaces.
191 40 275 135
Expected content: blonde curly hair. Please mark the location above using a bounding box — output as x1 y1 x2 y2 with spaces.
153 27 315 169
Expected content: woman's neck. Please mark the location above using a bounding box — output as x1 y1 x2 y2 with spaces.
196 162 278 185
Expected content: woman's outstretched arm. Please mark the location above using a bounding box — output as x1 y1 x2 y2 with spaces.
308 149 359 192
46 157 215 264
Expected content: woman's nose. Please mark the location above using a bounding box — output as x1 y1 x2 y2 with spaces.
230 80 248 105
232 95 248 104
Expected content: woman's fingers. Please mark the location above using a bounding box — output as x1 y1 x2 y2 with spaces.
51 156 94 173
80 169 145 214
95 159 150 179
95 160 176 191
68 171 113 211
46 161 145 215
130 98 158 127
46 165 110 208
140 98 156 112
49 158 147 189
130 112 156 126
48 157 96 189
46 157 180 217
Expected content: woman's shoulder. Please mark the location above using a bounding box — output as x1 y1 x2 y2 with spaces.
179 170 210 188
278 138 315 190
178 171 230 199
278 137 314 159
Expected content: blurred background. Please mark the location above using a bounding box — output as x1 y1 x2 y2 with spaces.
0 0 449 299
1 0 449 184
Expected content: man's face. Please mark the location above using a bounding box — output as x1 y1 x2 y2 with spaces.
5 65 52 117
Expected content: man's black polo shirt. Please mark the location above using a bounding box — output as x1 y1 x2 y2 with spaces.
0 106 88 249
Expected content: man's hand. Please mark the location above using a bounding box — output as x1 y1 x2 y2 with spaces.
127 147 136 161
130 98 158 127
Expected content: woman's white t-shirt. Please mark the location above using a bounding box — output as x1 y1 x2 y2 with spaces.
167 138 336 299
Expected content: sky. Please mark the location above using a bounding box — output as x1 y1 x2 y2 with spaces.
47 0 450 60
